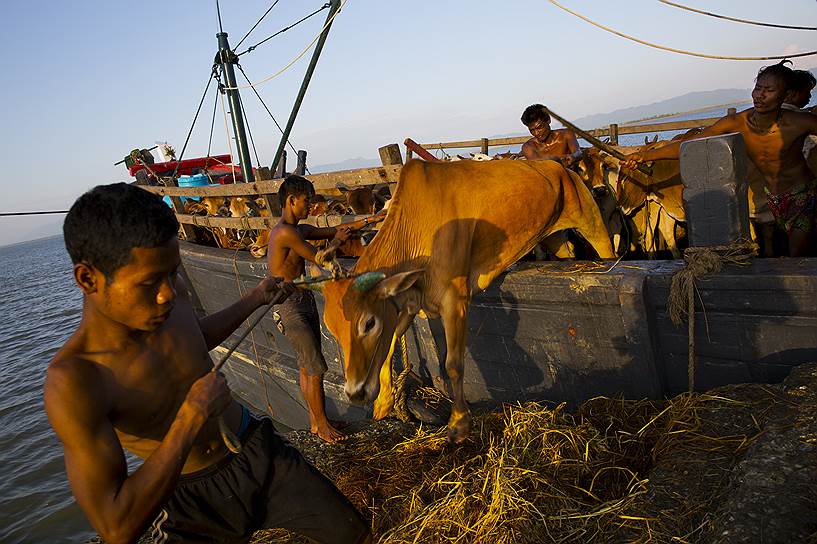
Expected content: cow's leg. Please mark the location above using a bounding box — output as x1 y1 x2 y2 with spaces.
441 281 471 444
573 212 616 260
372 333 398 420
656 208 681 259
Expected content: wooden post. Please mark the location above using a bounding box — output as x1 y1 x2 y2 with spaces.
273 150 287 178
480 138 489 155
406 146 414 161
379 143 403 192
163 178 197 242
296 150 307 175
609 123 619 146
727 107 737 115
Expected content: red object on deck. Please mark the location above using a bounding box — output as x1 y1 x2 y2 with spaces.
127 154 235 178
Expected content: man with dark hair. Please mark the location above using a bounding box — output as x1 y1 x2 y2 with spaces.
520 103 582 165
46 183 370 543
268 175 374 443
624 61 817 257
784 69 816 110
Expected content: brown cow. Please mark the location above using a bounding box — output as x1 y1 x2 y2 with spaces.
319 159 615 443
582 147 685 258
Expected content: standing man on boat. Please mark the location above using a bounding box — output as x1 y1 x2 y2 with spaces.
267 174 376 443
45 183 370 544
624 61 817 257
520 103 583 165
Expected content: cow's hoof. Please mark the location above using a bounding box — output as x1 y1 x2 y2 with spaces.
446 411 471 445
372 398 393 420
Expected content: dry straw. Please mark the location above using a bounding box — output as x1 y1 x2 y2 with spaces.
252 391 760 543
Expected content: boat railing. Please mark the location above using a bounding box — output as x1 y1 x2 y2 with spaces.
139 163 401 236
409 108 738 158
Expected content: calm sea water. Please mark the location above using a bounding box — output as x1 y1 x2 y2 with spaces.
0 235 92 543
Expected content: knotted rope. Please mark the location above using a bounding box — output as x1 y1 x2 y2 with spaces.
667 241 757 391
392 334 414 422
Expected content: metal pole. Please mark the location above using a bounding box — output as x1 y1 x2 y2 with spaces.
270 0 341 171
217 32 255 183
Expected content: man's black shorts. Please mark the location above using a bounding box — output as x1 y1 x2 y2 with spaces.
149 416 368 543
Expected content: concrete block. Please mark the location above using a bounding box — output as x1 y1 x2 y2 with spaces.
680 133 750 246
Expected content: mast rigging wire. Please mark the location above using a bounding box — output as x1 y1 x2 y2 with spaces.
235 0 282 50
548 0 817 61
0 210 68 217
172 69 217 179
236 64 310 174
237 3 330 57
224 0 348 90
657 0 816 31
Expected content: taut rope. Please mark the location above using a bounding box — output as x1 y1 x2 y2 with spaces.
392 334 413 422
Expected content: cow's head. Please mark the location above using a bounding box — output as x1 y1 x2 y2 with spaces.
321 269 424 403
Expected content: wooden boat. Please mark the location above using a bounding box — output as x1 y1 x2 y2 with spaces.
129 5 817 431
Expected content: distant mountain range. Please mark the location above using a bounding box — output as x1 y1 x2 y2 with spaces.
311 87 761 171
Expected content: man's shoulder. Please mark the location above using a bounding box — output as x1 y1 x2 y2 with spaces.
269 222 304 243
45 347 107 410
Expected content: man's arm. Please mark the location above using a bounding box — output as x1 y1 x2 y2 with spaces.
299 212 382 241
564 130 583 165
197 275 289 350
44 361 230 544
624 115 739 166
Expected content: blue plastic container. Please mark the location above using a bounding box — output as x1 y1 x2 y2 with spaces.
163 174 210 207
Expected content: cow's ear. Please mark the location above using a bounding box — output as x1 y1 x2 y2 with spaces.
374 269 423 299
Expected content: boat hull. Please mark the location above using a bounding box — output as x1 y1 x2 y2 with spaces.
179 241 817 430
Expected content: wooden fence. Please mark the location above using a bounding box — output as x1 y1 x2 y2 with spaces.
137 111 734 240
408 108 738 158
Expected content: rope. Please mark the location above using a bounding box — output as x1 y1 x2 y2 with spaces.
225 0 348 90
547 0 817 61
667 241 757 391
237 3 331 57
172 69 217 179
235 0 282 50
392 334 413 422
218 90 239 185
657 0 817 31
236 64 309 174
0 210 68 216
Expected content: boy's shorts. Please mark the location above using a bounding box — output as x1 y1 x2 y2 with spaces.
275 290 329 376
150 416 368 543
765 182 816 233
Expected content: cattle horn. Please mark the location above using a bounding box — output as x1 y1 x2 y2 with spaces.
351 271 386 292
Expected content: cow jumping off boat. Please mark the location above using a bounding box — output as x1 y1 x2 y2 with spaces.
319 158 615 443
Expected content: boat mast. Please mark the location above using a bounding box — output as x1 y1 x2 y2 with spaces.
270 0 342 174
216 32 255 183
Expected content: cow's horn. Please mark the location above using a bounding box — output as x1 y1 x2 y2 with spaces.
352 271 386 292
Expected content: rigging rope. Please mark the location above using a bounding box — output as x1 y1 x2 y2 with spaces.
225 0 348 90
172 69 217 179
219 90 239 185
235 0 282 50
238 88 262 166
547 0 817 61
236 64 310 174
657 0 817 31
237 3 331 57
0 210 68 217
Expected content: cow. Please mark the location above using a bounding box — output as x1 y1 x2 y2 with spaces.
318 159 615 444
581 147 685 258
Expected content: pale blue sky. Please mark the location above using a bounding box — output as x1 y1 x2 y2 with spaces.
1 0 815 245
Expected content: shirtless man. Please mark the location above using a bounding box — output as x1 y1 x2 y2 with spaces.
267 175 379 443
624 61 817 257
520 103 583 165
45 183 369 543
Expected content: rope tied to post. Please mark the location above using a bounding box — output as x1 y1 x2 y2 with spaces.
667 241 757 391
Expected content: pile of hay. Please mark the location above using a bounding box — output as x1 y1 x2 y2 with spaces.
253 389 769 544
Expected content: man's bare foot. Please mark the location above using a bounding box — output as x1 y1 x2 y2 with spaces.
311 421 347 443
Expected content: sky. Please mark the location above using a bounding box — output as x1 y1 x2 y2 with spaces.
0 0 815 246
